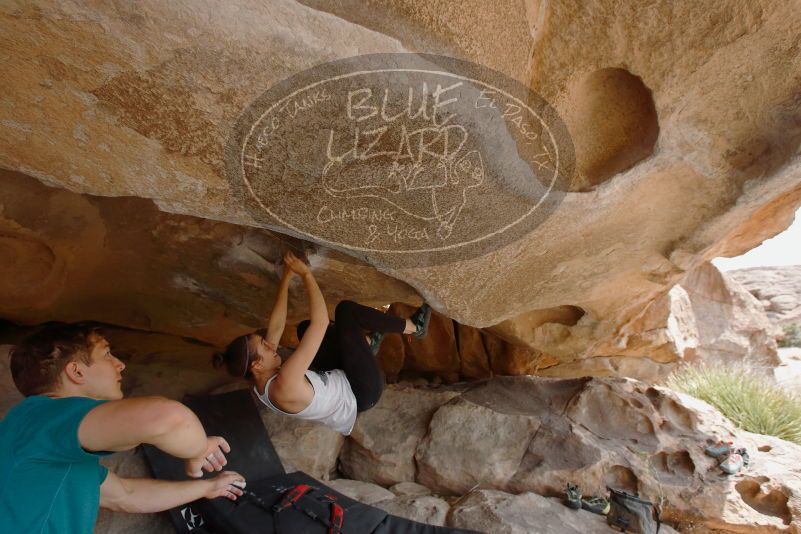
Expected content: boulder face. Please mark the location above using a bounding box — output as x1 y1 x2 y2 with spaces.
384 262 780 383
3 325 800 533
573 262 781 378
676 263 781 368
447 489 670 534
376 303 554 383
0 169 418 345
728 266 801 328
347 377 801 534
2 1 801 365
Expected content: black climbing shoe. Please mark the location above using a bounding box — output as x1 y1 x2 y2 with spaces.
565 483 582 510
368 331 385 356
409 303 432 339
581 495 610 515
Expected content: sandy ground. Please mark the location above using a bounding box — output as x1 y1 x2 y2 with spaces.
775 347 801 392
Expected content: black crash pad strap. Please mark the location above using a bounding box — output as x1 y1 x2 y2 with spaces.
272 483 345 534
142 390 483 534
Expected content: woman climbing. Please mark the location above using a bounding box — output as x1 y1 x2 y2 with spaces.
214 251 431 435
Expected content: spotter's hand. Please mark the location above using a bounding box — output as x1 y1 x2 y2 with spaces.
205 471 246 501
185 436 231 478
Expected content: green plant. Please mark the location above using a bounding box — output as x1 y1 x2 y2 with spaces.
665 363 801 445
778 323 801 348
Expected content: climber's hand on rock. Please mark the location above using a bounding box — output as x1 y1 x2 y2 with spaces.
284 251 311 277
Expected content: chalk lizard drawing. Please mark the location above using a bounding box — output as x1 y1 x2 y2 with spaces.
321 125 484 240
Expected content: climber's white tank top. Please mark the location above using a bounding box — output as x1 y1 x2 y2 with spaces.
254 370 357 435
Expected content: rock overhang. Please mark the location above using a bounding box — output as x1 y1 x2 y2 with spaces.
1 0 800 361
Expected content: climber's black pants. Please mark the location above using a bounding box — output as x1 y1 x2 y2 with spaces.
297 300 404 412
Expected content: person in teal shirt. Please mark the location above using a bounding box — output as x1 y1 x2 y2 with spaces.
0 323 247 533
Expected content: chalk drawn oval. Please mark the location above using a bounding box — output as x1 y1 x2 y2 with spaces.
226 54 574 267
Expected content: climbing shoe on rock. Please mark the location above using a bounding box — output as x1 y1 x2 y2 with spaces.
409 303 432 339
368 331 386 356
565 483 582 510
705 440 734 458
720 448 749 475
581 495 611 515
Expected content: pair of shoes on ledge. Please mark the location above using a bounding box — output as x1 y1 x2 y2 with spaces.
564 483 610 515
705 440 749 475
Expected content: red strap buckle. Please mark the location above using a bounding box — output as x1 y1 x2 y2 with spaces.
329 502 344 534
274 484 314 512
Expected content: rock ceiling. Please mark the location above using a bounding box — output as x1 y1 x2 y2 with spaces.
1 1 800 357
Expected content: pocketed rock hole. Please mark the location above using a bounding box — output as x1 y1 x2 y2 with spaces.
644 388 694 432
659 398 694 433
645 387 661 406
604 465 639 493
565 67 659 191
558 305 586 326
649 451 695 484
735 480 792 525
570 385 658 451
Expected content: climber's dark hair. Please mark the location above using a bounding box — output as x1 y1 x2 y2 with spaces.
215 329 269 378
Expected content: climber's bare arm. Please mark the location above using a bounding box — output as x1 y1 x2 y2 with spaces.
266 265 293 347
270 253 328 404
